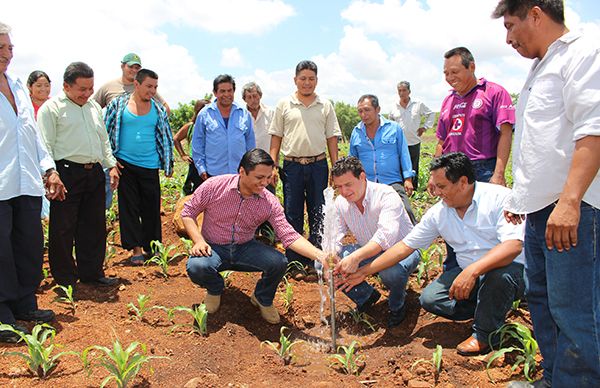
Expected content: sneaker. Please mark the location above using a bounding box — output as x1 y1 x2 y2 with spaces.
204 294 221 314
0 323 29 344
14 309 55 323
357 289 381 313
250 293 280 324
387 305 406 328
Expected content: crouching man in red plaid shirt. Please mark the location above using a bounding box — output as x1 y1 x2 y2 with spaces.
182 148 326 324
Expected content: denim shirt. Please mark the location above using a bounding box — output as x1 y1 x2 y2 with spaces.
349 116 413 185
192 100 255 176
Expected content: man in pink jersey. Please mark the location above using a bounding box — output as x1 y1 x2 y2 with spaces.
182 149 325 325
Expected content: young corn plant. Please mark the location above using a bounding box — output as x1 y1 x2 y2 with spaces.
0 323 78 378
280 277 294 313
82 338 165 388
486 322 539 383
347 309 377 332
261 326 303 365
416 243 444 286
52 284 76 314
411 345 444 382
220 270 234 288
145 240 185 278
260 224 277 245
127 294 168 322
285 260 306 278
180 237 193 253
168 304 208 335
329 341 365 375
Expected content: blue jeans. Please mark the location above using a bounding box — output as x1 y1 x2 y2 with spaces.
328 244 420 312
281 159 328 267
420 261 525 344
104 168 113 210
186 239 287 306
525 202 600 387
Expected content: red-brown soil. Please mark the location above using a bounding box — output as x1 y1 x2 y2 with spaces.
0 213 539 387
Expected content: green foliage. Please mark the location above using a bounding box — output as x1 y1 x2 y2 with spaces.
82 338 164 388
261 326 302 365
127 294 168 322
285 260 306 278
145 240 185 278
347 309 377 332
259 224 276 245
416 243 443 286
411 344 443 381
42 267 50 280
168 304 208 335
333 100 360 141
0 323 77 378
168 100 195 133
180 237 193 252
280 277 294 313
52 284 76 314
220 270 234 288
486 322 539 383
329 340 365 375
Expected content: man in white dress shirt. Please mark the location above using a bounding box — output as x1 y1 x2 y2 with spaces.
331 157 420 328
339 153 525 355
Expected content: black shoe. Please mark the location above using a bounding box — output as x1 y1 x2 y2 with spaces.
81 277 119 287
387 305 406 328
357 290 381 313
0 323 29 343
14 309 55 323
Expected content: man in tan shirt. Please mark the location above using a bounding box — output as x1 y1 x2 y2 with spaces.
269 60 341 277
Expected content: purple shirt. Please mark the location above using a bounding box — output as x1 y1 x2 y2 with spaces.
436 78 514 160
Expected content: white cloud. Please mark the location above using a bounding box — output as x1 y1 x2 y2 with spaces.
220 48 246 68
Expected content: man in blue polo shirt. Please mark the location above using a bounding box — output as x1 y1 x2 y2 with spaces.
192 74 255 180
349 94 416 224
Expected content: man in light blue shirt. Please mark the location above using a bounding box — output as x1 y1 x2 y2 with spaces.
192 74 255 180
0 22 66 342
349 94 416 223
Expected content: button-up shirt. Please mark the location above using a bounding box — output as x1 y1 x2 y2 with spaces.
37 93 116 168
349 116 413 184
0 73 55 200
403 182 525 269
191 100 255 176
334 180 413 252
505 30 600 214
181 174 300 247
251 103 274 153
389 98 435 146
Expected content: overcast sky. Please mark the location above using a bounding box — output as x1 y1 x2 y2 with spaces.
5 0 600 113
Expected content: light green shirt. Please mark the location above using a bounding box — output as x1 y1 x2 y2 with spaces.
37 93 116 168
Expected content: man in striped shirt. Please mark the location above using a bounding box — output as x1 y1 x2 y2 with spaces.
182 149 325 324
331 157 420 328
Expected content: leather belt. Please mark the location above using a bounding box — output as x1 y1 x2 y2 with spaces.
59 159 98 170
283 153 326 165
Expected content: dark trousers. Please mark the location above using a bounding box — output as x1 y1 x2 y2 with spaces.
183 160 202 196
0 196 43 323
117 159 162 253
282 159 328 267
408 143 421 191
390 182 417 225
49 160 106 285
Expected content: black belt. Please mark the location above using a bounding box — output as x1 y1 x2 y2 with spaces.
283 153 326 165
58 159 99 170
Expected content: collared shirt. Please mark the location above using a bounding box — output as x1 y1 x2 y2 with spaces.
0 73 55 200
389 98 435 146
349 116 413 184
37 93 117 168
334 180 413 252
105 93 174 175
181 174 300 247
191 100 255 176
437 78 515 160
93 77 166 108
268 93 341 157
403 182 525 269
251 103 274 153
505 29 600 213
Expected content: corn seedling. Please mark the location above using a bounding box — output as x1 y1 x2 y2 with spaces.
42 267 50 280
486 322 539 383
347 309 377 332
220 270 234 287
127 294 168 322
329 340 365 375
260 224 276 245
52 284 76 314
0 323 77 378
511 299 522 312
145 240 185 278
416 243 443 286
82 338 165 388
180 237 193 252
285 260 306 278
261 326 302 365
168 304 208 335
411 345 444 381
280 278 294 313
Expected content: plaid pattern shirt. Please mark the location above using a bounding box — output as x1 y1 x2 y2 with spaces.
104 93 174 175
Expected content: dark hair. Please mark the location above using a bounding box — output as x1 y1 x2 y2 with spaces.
135 68 158 84
444 47 475 69
295 60 318 76
429 152 475 184
192 99 210 122
492 0 564 24
213 74 235 93
238 148 274 173
331 156 365 179
357 94 380 109
63 62 94 85
27 70 51 87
